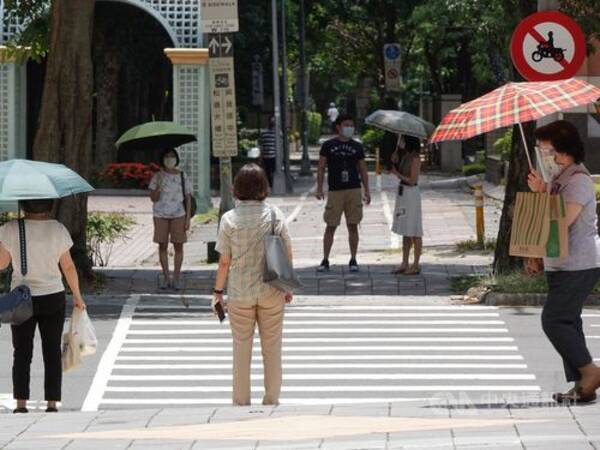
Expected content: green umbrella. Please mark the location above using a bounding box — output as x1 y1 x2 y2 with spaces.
116 121 197 151
0 159 94 201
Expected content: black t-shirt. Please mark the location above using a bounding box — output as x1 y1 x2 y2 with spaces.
319 138 365 191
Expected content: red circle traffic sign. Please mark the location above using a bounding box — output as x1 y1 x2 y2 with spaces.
387 68 399 79
510 11 586 81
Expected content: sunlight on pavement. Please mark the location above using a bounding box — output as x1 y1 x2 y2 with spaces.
45 414 548 441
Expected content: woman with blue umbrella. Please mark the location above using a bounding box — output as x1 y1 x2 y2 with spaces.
0 160 92 413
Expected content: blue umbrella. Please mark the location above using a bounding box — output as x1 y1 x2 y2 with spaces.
0 159 94 201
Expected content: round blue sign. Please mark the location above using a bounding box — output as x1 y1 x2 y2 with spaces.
385 45 401 60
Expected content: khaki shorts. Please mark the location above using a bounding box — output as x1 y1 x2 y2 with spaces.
153 216 187 244
324 188 363 227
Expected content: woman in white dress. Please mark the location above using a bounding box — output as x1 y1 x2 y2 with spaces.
390 135 423 275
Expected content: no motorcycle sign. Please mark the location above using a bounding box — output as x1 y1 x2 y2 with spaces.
510 11 586 81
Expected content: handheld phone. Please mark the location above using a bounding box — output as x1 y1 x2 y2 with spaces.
215 301 226 323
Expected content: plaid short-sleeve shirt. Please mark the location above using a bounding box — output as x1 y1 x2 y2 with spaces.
216 201 291 303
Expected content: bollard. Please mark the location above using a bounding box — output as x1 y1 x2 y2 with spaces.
474 184 485 247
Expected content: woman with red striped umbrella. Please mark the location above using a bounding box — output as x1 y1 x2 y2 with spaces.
431 78 600 403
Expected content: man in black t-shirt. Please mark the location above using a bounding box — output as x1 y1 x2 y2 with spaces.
316 114 371 272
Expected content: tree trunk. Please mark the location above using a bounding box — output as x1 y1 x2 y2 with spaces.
93 19 121 169
32 0 96 282
492 0 537 275
493 122 534 274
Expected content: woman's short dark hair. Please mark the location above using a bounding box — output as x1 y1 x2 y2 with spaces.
160 148 180 167
534 120 584 164
404 135 421 153
233 163 269 201
20 199 55 214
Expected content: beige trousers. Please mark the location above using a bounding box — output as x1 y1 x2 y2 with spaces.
227 291 285 406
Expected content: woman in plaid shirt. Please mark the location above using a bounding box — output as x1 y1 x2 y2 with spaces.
213 164 294 405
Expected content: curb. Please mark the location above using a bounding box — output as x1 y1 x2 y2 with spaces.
485 292 600 307
90 188 148 197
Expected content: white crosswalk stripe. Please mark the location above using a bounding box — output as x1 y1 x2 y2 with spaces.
82 299 540 411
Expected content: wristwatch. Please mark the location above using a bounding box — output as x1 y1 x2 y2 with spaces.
213 289 224 295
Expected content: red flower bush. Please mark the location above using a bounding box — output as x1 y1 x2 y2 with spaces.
98 163 161 189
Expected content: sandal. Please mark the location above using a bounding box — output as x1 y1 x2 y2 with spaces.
552 387 597 404
403 266 421 276
13 407 28 414
391 266 407 274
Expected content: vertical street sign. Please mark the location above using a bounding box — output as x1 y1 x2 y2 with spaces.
201 0 239 33
251 56 264 107
384 43 402 92
209 33 238 158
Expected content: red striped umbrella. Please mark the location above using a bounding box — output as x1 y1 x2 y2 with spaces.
430 79 600 165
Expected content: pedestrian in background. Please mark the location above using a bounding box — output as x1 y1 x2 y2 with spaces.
316 114 371 273
149 148 193 290
259 117 277 188
526 120 600 403
327 102 339 132
213 163 293 406
390 135 423 275
0 199 86 414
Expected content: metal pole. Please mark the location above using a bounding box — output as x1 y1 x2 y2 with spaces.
218 157 234 216
299 0 311 176
280 0 293 192
271 0 286 194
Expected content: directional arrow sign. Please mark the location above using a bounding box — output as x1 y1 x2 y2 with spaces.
222 36 233 55
208 34 234 58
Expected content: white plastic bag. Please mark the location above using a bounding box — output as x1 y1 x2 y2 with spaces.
73 308 98 357
62 317 82 373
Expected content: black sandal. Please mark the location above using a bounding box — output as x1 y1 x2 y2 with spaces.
13 407 28 414
552 388 597 404
45 407 58 413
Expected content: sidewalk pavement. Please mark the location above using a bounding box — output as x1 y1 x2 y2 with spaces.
1 399 598 449
91 171 499 296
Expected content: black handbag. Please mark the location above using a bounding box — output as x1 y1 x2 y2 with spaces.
0 219 33 326
180 172 197 217
263 208 302 292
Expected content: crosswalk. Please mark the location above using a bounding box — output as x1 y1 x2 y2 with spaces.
82 296 540 410
584 312 600 364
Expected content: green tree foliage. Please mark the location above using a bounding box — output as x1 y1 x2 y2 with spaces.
560 0 600 47
2 0 50 61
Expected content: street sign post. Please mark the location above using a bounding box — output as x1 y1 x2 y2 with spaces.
510 11 586 81
384 43 402 92
207 30 238 215
209 33 238 158
201 0 239 33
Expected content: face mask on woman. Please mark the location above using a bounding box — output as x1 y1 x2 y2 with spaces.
164 157 177 169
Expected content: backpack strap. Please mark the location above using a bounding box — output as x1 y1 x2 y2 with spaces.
180 171 186 198
17 218 27 276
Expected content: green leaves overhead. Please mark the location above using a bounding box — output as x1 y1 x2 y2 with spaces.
2 0 50 62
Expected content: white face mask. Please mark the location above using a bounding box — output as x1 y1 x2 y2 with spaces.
341 126 355 138
164 157 177 169
536 145 561 182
